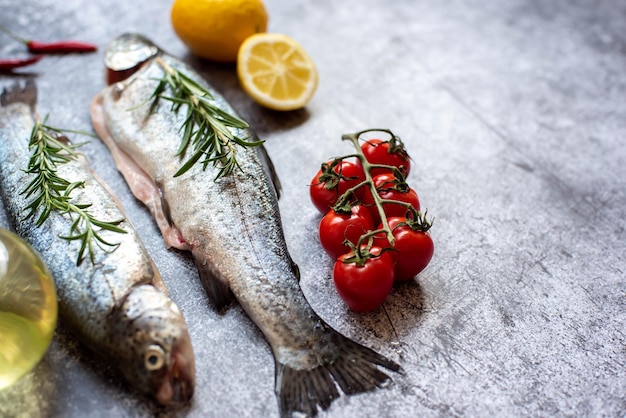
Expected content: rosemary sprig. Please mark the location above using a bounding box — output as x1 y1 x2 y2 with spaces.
147 56 263 178
21 115 127 265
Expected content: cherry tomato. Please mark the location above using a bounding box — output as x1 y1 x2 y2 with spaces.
356 138 411 177
361 173 420 223
310 160 365 214
332 246 394 312
318 205 374 259
376 217 434 281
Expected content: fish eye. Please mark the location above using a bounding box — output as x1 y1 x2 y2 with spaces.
144 345 166 371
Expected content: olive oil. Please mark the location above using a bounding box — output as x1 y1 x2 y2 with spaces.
0 229 57 390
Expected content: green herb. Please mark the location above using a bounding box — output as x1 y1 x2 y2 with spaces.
146 56 263 178
21 116 126 265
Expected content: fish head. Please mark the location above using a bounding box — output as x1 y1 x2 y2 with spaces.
104 33 160 85
111 284 195 405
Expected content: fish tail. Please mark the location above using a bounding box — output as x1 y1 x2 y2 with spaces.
274 326 401 417
0 79 37 109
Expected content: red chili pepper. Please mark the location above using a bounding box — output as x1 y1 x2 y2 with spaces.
0 55 43 72
0 24 97 54
26 40 97 54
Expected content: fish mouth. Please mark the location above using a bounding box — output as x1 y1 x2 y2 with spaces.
105 33 159 85
155 332 196 405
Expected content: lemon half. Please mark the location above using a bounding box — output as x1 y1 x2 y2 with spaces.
237 33 319 111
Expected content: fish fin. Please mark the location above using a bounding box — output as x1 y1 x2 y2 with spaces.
291 261 300 282
288 255 300 282
258 144 282 199
191 247 232 310
149 261 169 295
274 325 401 417
155 180 174 227
0 79 37 110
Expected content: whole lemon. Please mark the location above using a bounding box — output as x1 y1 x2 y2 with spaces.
171 0 268 62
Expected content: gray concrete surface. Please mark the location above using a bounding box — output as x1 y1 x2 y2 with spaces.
1 0 624 417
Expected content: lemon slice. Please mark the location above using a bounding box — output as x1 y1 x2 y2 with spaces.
237 33 319 111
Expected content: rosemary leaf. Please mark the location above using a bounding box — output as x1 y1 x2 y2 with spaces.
175 144 207 177
210 106 251 129
65 181 85 195
92 219 126 233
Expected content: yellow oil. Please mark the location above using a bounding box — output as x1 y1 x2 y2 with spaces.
0 228 57 391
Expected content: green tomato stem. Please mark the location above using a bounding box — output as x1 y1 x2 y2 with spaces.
341 130 395 247
333 128 432 263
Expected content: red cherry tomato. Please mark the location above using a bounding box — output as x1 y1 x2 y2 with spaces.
361 173 420 223
332 246 395 312
356 138 411 177
318 205 374 259
310 161 365 214
376 217 434 281
379 186 420 219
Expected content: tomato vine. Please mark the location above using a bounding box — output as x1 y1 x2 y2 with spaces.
310 128 434 311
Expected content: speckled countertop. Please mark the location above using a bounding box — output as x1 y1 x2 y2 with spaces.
0 0 625 417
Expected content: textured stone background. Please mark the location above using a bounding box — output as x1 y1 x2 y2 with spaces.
1 0 625 417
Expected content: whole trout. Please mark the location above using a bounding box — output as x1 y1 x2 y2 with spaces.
0 81 195 405
91 34 400 417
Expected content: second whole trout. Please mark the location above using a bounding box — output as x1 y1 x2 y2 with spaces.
0 81 195 405
91 34 400 417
